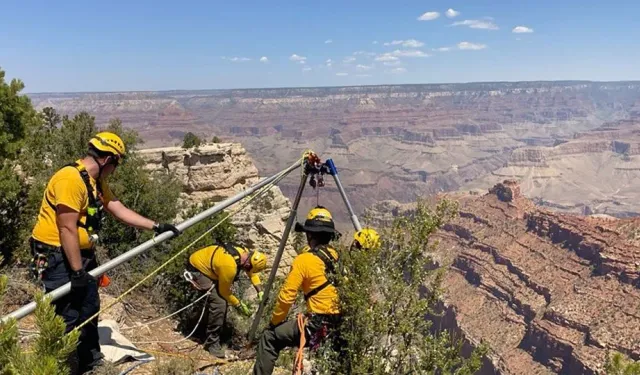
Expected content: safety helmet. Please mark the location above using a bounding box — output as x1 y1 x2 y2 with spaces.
249 251 267 273
353 228 381 250
294 206 336 234
88 132 126 164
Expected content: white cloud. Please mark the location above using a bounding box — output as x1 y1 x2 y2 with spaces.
391 67 407 74
446 8 460 18
353 51 376 57
336 72 348 76
373 41 379 44
343 56 356 63
356 64 373 71
383 61 402 66
230 57 251 62
383 39 424 48
302 66 312 72
391 49 430 57
325 39 333 44
375 53 399 62
299 60 306 64
512 26 534 33
356 74 372 78
451 19 499 30
326 59 333 67
289 54 307 62
418 11 440 21
259 56 269 63
434 47 452 52
457 41 487 50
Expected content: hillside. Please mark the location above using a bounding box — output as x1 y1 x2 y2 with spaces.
369 181 640 374
28 81 640 224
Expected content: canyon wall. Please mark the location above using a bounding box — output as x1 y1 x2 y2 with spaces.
371 182 640 374
137 143 297 273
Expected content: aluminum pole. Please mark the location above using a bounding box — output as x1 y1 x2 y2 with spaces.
2 159 302 323
325 159 362 231
248 171 308 341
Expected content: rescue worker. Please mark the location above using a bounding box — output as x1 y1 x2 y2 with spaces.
29 132 181 375
351 228 381 251
253 206 341 375
187 243 268 358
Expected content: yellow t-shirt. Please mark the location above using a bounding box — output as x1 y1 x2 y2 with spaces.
31 160 115 250
189 245 262 306
271 247 340 325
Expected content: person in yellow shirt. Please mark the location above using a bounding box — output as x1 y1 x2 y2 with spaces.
29 132 180 375
187 243 268 358
253 206 342 375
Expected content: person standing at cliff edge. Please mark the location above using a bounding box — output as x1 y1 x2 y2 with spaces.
29 132 181 375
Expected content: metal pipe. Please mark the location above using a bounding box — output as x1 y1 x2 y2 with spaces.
2 159 302 323
325 159 362 231
247 171 308 341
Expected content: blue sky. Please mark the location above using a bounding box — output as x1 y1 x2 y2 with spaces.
1 0 639 92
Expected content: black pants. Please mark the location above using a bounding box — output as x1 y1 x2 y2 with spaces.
33 240 103 375
253 314 341 375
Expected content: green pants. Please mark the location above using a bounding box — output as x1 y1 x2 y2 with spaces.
191 270 228 348
253 319 302 375
253 314 342 375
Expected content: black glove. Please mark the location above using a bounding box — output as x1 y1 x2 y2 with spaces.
70 269 95 294
153 222 181 236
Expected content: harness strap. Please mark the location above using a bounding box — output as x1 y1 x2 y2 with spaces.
303 246 338 301
45 162 103 231
208 243 243 280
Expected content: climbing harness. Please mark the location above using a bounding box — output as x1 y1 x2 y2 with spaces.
303 245 338 301
45 162 105 234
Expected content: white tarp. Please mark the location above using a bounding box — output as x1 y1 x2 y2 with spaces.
98 320 155 365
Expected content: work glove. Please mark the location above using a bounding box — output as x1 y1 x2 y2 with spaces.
235 302 252 317
70 269 96 295
257 291 264 301
153 222 181 236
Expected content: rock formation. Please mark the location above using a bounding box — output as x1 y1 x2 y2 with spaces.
28 82 640 224
138 143 297 273
370 182 640 374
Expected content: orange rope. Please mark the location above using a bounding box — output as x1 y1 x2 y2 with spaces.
293 313 308 375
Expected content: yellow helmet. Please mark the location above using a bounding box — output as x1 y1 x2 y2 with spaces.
89 132 126 163
249 251 267 273
353 228 381 250
295 206 336 234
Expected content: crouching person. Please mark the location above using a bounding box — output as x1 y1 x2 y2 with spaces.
186 242 267 358
253 207 342 375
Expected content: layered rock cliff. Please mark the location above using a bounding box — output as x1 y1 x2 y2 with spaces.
370 182 640 374
137 143 297 272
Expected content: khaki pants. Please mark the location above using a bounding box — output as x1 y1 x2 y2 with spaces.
190 269 228 349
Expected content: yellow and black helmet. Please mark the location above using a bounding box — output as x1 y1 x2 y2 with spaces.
353 228 381 250
88 132 126 164
294 206 336 234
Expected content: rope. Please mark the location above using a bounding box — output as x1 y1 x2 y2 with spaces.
73 162 296 333
122 285 212 332
131 284 212 345
293 313 308 375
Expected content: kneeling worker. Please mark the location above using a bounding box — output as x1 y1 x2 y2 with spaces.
187 243 267 358
253 206 341 375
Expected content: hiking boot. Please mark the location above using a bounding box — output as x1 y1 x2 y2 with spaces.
207 343 226 359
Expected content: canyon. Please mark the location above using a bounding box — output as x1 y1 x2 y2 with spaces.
28 81 640 227
370 181 640 374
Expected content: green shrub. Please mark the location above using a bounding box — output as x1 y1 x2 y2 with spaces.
182 132 202 149
605 352 640 375
313 198 488 374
